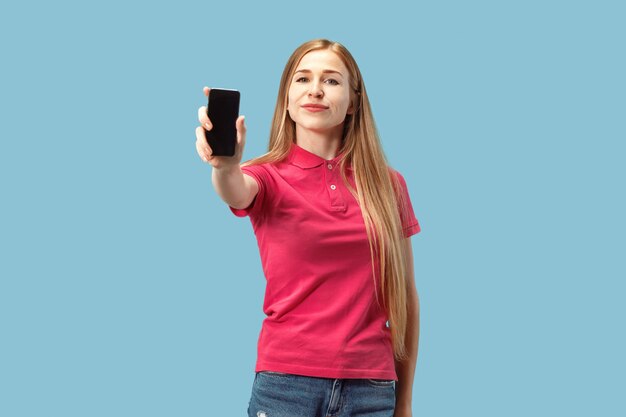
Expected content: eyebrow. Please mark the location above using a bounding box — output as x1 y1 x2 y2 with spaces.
294 69 344 77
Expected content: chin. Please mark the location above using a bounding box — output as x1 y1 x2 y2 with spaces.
295 118 344 132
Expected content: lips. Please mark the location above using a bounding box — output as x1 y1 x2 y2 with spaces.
302 103 328 112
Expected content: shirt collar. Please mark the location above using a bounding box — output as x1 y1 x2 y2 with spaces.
288 143 345 169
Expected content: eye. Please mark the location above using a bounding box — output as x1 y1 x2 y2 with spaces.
295 77 308 83
325 79 339 85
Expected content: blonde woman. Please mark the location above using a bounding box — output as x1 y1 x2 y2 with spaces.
195 39 421 417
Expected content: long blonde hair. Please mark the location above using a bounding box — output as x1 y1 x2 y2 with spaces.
245 39 411 361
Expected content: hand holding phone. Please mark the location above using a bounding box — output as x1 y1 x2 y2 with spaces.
196 87 246 168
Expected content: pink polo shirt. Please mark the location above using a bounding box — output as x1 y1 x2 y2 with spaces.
231 143 420 380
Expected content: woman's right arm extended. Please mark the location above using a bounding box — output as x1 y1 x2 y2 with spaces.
195 86 259 209
211 164 259 210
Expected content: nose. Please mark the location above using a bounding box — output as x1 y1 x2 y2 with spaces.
308 79 323 98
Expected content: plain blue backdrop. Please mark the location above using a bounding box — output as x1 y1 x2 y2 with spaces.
1 1 624 416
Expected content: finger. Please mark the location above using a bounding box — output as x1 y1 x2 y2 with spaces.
196 141 212 162
196 143 209 162
198 106 212 130
203 86 211 97
195 126 213 160
195 126 211 153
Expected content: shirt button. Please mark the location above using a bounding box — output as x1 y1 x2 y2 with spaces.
330 184 336 190
327 164 333 169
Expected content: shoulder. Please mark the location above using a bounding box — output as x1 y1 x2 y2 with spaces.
240 159 289 195
241 155 287 172
240 159 278 177
387 167 409 190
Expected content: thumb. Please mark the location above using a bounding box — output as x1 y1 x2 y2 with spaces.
236 115 247 146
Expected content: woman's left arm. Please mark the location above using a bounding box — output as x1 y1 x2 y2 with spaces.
394 237 419 417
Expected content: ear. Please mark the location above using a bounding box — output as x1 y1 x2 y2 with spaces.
347 87 361 115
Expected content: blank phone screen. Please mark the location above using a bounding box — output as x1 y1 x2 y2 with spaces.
206 89 240 157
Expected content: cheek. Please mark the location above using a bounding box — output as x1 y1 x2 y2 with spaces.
287 86 301 108
333 90 351 112
286 95 295 112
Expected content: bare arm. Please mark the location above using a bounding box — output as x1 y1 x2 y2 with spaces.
394 238 419 416
211 165 258 209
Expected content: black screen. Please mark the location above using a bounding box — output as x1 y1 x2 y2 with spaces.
206 89 240 156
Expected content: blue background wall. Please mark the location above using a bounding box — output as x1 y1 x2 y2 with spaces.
1 1 624 415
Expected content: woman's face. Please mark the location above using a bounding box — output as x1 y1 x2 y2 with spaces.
287 49 354 135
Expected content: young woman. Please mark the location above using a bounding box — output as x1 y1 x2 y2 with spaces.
195 39 421 417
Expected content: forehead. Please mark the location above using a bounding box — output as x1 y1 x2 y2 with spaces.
295 49 348 74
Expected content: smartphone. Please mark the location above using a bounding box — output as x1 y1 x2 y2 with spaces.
205 88 240 157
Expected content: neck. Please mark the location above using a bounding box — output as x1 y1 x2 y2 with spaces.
295 124 343 160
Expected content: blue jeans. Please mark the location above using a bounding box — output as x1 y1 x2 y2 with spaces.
247 371 396 417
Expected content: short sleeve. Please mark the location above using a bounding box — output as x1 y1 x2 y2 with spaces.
229 164 270 218
393 170 421 238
